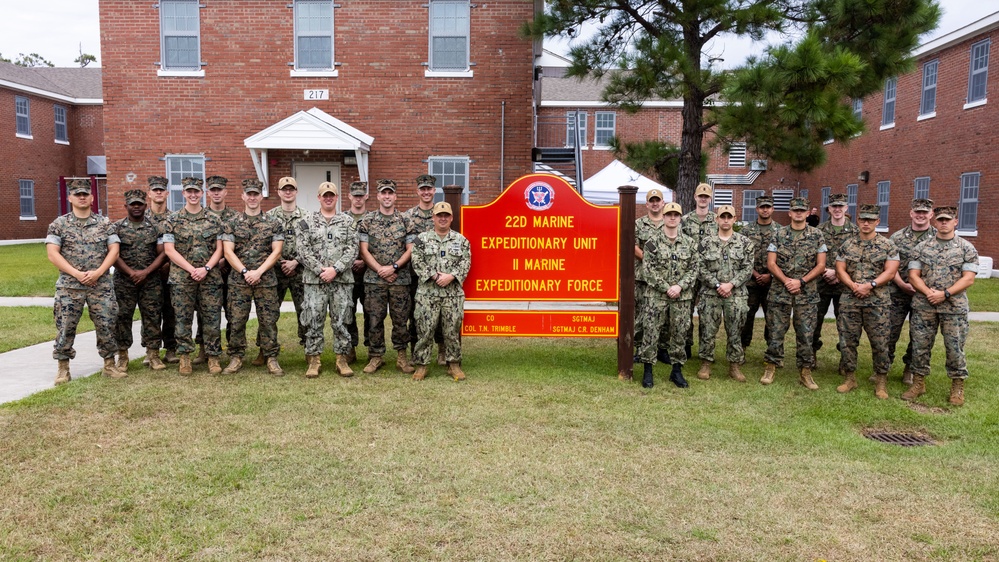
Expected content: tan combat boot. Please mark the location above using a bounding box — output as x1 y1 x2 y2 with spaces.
396 349 416 374
873 374 889 400
697 361 712 380
266 356 284 376
116 349 129 373
413 365 428 381
948 378 965 406
437 347 447 366
163 349 179 364
346 347 357 364
448 362 466 381
729 363 746 382
222 356 243 375
363 355 385 374
837 371 858 393
207 356 222 375
902 366 914 386
335 354 354 377
305 355 321 378
799 367 818 390
55 359 71 385
760 363 777 385
103 357 127 379
251 350 266 366
178 354 193 375
147 348 166 371
191 346 207 365
901 375 926 401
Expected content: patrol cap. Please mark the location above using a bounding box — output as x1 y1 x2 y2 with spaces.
755 195 774 207
318 182 339 196
416 174 437 189
147 176 168 190
911 198 934 212
433 201 453 216
376 179 397 192
646 189 664 202
789 197 810 211
695 183 713 197
278 177 298 190
828 193 848 206
124 189 147 204
67 178 92 195
716 205 736 217
241 179 263 194
181 177 204 191
933 206 957 220
858 204 880 220
205 176 228 190
663 202 682 215
349 181 368 196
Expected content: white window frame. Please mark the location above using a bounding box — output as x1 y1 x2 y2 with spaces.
19 179 36 219
847 184 859 223
566 111 587 148
428 156 471 204
426 0 472 78
728 142 747 167
291 0 337 76
919 59 938 119
54 105 69 144
821 187 831 222
966 39 990 109
852 98 863 121
741 189 764 222
594 111 616 148
913 177 930 200
158 0 204 77
876 181 890 231
958 172 979 235
165 154 206 211
881 77 896 129
772 189 793 211
15 96 31 138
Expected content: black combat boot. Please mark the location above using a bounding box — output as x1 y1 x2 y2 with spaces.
642 363 654 388
670 363 689 388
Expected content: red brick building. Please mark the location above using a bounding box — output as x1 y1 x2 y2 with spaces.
1 62 104 240
99 0 538 215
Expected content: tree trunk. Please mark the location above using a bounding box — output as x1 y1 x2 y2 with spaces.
676 92 705 214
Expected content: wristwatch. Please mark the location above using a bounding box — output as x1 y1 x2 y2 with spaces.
204 265 212 272
870 280 877 288
392 263 399 270
944 289 952 299
241 268 248 274
715 282 721 289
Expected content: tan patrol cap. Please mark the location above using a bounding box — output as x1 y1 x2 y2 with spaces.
318 182 339 196
646 189 664 202
663 202 682 215
433 201 453 215
695 183 712 197
278 177 298 189
716 205 736 217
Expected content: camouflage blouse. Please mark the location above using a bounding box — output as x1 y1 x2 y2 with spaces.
358 211 416 285
296 211 359 286
836 235 900 307
221 212 284 287
46 213 120 290
161 208 225 285
411 229 471 298
697 232 755 298
910 235 979 314
767 226 827 305
641 228 699 300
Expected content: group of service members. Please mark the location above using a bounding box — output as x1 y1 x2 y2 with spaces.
45 174 471 385
633 183 978 406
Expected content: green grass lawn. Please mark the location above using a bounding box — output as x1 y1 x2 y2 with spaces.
2 316 997 561
0 243 58 297
967 277 999 312
0 307 94 354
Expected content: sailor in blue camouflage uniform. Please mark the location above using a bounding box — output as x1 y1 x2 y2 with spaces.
887 198 936 384
46 178 124 384
411 202 472 381
633 189 666 359
904 206 978 406
680 182 718 359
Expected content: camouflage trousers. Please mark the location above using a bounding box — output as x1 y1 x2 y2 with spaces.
302 282 353 356
53 284 119 361
634 280 647 348
685 280 703 349
267 268 305 347
364 283 412 356
413 292 464 365
764 301 818 369
812 289 841 352
197 271 231 348
836 302 892 374
408 278 443 352
909 309 969 380
345 275 367 348
113 275 163 351
886 292 915 369
741 283 771 349
228 283 281 358
172 282 223 356
158 270 177 350
698 294 749 364
637 292 691 365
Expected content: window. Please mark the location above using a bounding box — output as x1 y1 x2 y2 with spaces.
920 60 938 117
19 180 35 218
847 184 858 222
799 189 809 202
566 111 586 147
160 0 201 73
852 98 863 121
294 0 334 72
428 0 471 74
958 172 979 233
15 96 31 137
594 112 616 147
728 142 747 167
881 77 896 127
429 156 470 204
821 187 831 222
914 177 930 200
54 105 68 143
771 189 793 211
165 155 206 210
967 39 990 106
876 181 890 229
742 190 764 222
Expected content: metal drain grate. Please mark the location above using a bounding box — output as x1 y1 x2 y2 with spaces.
864 431 936 446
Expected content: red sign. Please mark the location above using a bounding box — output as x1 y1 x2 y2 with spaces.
461 174 620 301
462 310 618 338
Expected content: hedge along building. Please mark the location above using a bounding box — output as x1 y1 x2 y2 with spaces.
99 0 538 214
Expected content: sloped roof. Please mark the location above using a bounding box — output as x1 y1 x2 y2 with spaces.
583 159 672 205
244 107 374 151
539 71 679 105
0 61 102 102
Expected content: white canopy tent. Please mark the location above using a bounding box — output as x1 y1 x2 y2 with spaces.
582 160 673 205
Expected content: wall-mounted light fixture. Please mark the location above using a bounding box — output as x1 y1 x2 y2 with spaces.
858 171 870 183
344 156 357 166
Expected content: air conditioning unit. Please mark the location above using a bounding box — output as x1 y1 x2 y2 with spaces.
750 159 768 171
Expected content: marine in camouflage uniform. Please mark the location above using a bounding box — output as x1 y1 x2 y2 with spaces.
410 202 472 381
296 182 360 377
221 179 285 375
680 183 718 357
112 189 167 372
146 175 178 361
404 174 444 360
203 175 238 353
833 205 900 398
344 181 371 359
359 179 417 374
739 195 780 349
46 179 123 384
696 205 754 380
264 177 308 352
813 193 858 356
887 198 936 383
763 197 827 389
904 206 978 406
633 189 666 355
162 177 226 374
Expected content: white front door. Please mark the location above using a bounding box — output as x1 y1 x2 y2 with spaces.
293 163 342 214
